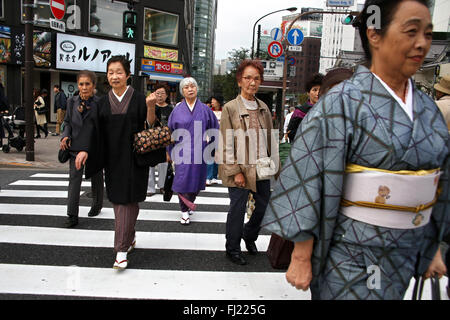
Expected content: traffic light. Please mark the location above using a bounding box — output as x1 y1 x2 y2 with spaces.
342 14 356 25
123 10 137 40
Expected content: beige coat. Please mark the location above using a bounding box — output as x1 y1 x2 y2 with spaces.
436 95 450 130
217 95 279 192
34 96 47 125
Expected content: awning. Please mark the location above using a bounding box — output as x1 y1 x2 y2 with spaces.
139 71 184 83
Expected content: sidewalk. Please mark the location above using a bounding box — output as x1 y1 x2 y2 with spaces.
0 124 66 170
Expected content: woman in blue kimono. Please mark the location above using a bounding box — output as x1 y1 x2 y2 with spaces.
262 0 449 299
168 77 219 225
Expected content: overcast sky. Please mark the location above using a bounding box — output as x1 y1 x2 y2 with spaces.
215 0 327 60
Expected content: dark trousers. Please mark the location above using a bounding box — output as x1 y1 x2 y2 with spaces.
35 122 48 137
226 180 271 255
67 154 103 217
113 203 139 252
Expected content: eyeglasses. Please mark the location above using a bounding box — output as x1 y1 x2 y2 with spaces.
242 76 261 83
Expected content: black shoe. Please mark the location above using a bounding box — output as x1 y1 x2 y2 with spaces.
64 216 78 228
44 132 48 138
52 133 59 136
245 240 258 255
88 207 101 217
34 135 41 139
226 252 247 265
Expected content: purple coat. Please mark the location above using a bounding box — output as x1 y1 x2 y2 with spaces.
168 99 219 193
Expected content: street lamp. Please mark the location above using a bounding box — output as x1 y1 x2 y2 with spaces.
251 7 297 59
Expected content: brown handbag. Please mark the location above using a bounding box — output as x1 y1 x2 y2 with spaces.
266 233 294 270
133 124 173 154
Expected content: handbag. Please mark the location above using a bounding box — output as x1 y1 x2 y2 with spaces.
266 233 294 270
36 106 48 115
163 163 174 202
256 156 277 180
133 121 173 154
412 274 441 300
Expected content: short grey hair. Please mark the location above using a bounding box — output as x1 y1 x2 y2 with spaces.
179 77 199 96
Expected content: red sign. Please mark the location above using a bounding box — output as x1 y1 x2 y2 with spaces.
268 41 283 58
50 0 66 20
142 59 184 74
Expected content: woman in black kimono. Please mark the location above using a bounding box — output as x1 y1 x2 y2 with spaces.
76 55 158 270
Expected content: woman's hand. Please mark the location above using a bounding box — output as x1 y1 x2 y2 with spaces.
146 92 157 125
234 172 245 188
286 238 314 291
424 247 447 279
75 151 88 171
146 92 157 108
60 137 70 150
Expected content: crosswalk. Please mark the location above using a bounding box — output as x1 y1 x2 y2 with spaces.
0 171 447 300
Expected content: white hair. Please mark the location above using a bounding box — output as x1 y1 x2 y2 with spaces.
179 77 198 96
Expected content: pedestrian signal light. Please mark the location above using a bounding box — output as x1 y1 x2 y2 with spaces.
342 15 355 25
123 11 137 40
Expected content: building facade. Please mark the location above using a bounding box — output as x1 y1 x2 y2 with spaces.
191 0 217 102
0 0 194 122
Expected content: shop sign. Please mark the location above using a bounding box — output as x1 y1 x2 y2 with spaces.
56 33 135 74
144 45 178 62
261 60 284 80
141 59 183 74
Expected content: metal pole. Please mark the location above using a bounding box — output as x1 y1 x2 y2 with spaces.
256 24 261 59
24 0 35 161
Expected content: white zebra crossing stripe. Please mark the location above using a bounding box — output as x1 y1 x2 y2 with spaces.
0 264 309 299
10 180 228 193
145 194 229 205
0 204 228 223
0 190 84 198
0 226 269 252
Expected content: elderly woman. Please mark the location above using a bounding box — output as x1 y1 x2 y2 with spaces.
262 0 449 300
167 77 219 225
60 70 103 228
217 60 279 265
75 55 159 270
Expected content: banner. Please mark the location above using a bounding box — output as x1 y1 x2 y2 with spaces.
141 59 183 74
144 45 178 62
56 33 135 74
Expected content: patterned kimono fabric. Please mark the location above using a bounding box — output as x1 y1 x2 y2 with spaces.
109 87 139 253
262 65 450 300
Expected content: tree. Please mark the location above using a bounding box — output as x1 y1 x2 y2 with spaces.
212 47 250 102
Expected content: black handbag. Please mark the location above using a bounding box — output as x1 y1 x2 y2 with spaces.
412 274 441 300
36 106 48 115
266 233 294 270
163 163 174 202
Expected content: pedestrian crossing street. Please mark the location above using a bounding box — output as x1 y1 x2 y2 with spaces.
0 172 447 300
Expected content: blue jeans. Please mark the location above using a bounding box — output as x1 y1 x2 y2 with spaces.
207 162 218 180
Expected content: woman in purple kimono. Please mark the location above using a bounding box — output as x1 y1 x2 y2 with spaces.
167 77 219 225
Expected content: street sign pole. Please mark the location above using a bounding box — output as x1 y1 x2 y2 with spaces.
24 0 35 161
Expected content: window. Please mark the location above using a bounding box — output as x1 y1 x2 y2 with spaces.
21 0 80 29
89 0 128 37
0 0 4 19
144 8 178 46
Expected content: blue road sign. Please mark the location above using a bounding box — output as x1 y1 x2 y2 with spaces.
287 28 304 46
270 27 282 41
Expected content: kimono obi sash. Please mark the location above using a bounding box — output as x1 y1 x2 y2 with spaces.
340 164 441 229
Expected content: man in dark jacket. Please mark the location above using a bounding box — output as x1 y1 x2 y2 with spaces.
52 85 67 136
287 73 323 143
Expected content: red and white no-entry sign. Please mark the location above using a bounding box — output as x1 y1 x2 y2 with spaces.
50 0 66 20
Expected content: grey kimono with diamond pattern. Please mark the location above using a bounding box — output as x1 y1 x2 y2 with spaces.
262 65 449 300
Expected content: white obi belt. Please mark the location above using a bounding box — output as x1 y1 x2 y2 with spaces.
340 164 441 229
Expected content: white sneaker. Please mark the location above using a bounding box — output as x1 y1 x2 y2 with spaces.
113 252 128 270
127 237 136 253
180 211 190 225
211 178 218 184
206 179 212 186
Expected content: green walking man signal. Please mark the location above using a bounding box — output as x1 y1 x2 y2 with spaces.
123 10 137 40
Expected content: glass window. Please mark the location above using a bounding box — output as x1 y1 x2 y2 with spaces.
89 0 128 37
144 8 178 46
21 0 80 30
